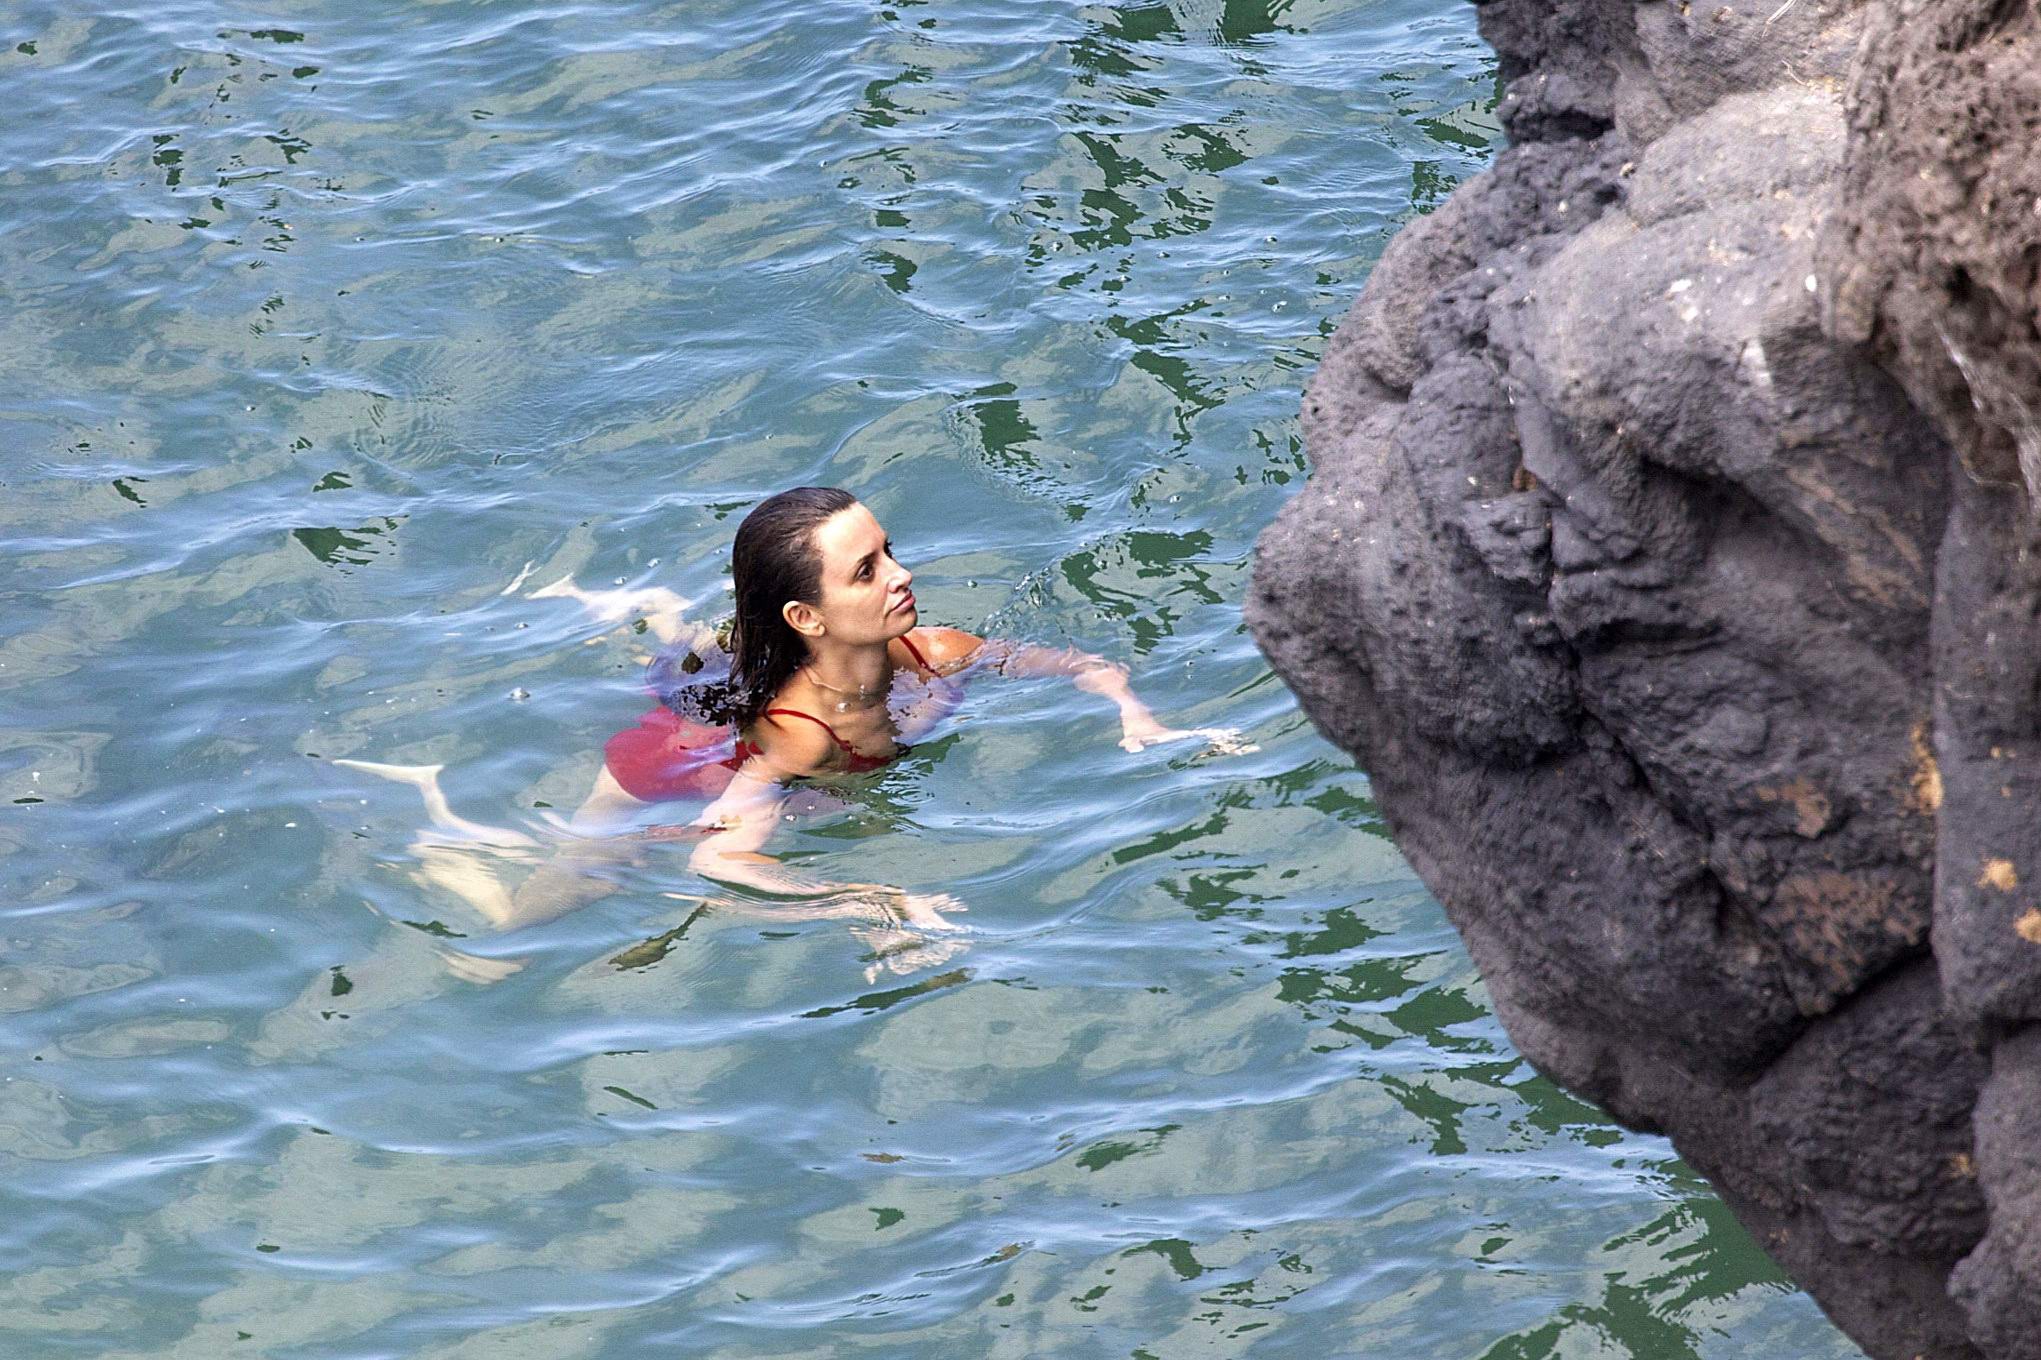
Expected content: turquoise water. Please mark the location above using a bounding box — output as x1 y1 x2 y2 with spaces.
0 2 1857 1356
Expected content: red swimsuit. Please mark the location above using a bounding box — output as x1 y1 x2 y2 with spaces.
603 634 935 803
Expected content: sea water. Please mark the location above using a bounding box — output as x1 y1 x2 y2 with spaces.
0 1 1856 1355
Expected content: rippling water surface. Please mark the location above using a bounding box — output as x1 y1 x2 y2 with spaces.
1 2 1856 1355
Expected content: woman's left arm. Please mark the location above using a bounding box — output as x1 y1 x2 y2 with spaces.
908 627 1255 755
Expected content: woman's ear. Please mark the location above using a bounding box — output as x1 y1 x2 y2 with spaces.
783 599 824 639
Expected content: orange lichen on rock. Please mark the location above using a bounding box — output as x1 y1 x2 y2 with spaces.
2016 910 2041 945
1768 870 1925 1010
1980 859 2019 892
1758 777 1833 838
1910 721 1943 814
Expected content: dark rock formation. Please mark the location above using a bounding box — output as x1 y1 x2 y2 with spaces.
1250 2 2041 1355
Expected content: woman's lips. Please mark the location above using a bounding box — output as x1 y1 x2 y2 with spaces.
892 593 916 615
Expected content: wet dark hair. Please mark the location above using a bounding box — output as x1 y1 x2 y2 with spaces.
681 486 857 729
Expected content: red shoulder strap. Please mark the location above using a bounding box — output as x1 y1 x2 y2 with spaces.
898 632 933 675
761 707 851 750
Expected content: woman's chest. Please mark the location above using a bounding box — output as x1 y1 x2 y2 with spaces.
828 675 960 758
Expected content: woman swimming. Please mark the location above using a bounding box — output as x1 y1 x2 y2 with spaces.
341 486 1252 967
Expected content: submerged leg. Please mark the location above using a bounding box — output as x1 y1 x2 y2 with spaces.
495 768 650 929
407 840 531 930
336 758 544 938
338 761 648 933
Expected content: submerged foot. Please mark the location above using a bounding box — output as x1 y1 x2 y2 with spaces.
530 574 695 627
437 947 527 985
333 757 445 787
334 757 537 848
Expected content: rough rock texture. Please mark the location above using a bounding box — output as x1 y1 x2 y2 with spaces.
1249 2 2041 1356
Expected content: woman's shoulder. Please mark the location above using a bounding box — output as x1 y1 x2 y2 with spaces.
741 705 842 777
897 626 984 676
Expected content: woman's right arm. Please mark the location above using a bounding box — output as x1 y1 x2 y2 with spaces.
686 756 964 931
924 630 1254 756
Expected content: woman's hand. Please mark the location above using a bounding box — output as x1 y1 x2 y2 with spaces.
897 890 968 930
851 925 971 983
845 889 970 983
1066 657 1257 758
846 885 968 932
1118 720 1259 757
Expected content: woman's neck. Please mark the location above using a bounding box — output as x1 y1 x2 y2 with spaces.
800 638 893 708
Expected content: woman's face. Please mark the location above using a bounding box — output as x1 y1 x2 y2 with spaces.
795 501 916 646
